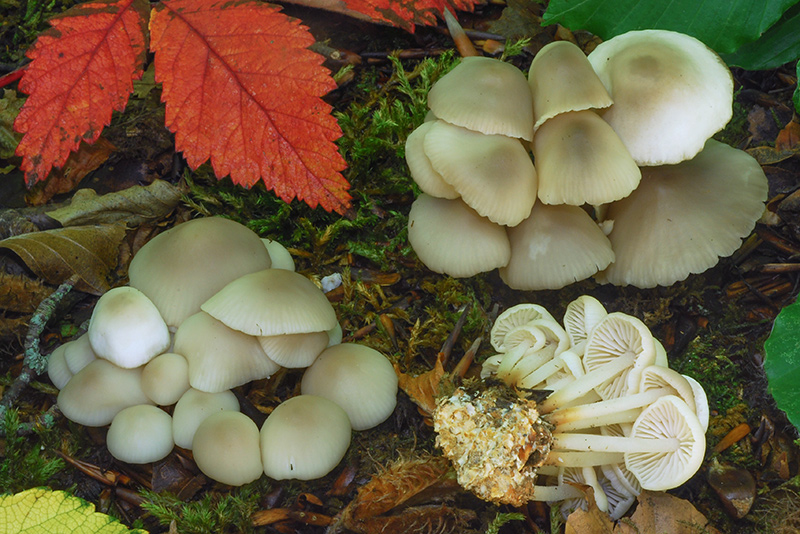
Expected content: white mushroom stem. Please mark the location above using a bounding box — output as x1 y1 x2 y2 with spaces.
551 432 680 454
548 388 670 432
528 483 584 502
539 354 634 413
544 450 625 468
517 349 583 389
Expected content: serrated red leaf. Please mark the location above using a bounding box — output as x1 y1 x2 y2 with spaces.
149 0 350 213
341 0 482 32
14 0 149 186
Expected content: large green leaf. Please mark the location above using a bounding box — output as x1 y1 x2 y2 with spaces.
542 0 799 54
721 3 800 69
795 61 800 113
764 299 800 430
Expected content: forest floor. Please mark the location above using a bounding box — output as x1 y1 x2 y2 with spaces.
2 1 800 533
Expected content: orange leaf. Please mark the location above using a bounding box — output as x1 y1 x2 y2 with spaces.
341 0 482 32
14 0 149 186
149 0 351 213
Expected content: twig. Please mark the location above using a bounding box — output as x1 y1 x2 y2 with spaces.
0 274 80 435
439 302 472 366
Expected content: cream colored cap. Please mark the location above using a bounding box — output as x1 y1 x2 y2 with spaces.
423 120 537 227
107 405 173 464
500 204 614 290
193 411 263 486
428 56 534 141
404 121 459 199
528 40 613 131
597 140 768 288
533 110 640 206
128 217 272 329
408 194 510 278
201 269 337 336
588 29 733 165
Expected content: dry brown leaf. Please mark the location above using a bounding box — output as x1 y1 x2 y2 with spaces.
25 137 117 206
0 223 127 295
0 273 50 313
746 145 800 165
776 119 800 151
395 352 446 416
615 491 721 534
46 180 182 227
334 456 469 534
566 506 616 534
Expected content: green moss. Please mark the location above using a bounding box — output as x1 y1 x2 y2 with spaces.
0 408 65 493
139 483 267 534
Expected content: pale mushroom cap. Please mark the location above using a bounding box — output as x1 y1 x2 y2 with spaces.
172 388 240 449
423 120 537 226
301 343 398 430
533 110 640 206
683 375 710 432
47 344 72 390
201 269 337 336
563 295 608 349
141 353 191 406
583 312 656 400
490 303 556 352
408 194 511 278
173 311 280 393
597 140 768 288
57 360 153 427
427 56 534 141
588 29 733 165
260 395 352 480
499 204 614 290
638 366 695 409
107 405 173 464
404 121 459 199
625 395 706 491
193 411 263 486
88 286 170 369
528 40 613 131
63 333 97 374
258 331 329 368
128 217 272 329
261 239 296 271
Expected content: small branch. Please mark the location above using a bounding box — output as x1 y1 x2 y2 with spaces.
0 274 80 434
443 9 479 57
0 67 25 89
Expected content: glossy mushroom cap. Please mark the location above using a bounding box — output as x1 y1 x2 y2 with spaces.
88 286 170 369
301 343 398 430
57 360 153 427
128 217 272 329
423 120 537 226
528 40 613 131
258 331 329 368
201 269 337 337
260 395 351 480
427 56 535 141
404 121 460 199
408 194 511 278
172 388 240 449
173 311 280 392
141 352 191 406
533 110 640 206
588 29 733 166
106 405 173 464
500 204 614 290
192 411 263 486
597 139 768 287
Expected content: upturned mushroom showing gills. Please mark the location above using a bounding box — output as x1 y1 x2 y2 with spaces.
441 296 710 515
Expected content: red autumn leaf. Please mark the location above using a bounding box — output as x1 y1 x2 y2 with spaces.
14 0 149 186
149 0 351 213
341 0 481 32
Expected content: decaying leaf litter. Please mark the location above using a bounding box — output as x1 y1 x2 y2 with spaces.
1 0 800 533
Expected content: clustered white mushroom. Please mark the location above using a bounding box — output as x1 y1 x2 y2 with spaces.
406 30 768 289
433 295 709 519
48 217 398 485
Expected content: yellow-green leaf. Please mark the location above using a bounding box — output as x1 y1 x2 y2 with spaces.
0 488 147 534
46 180 183 227
0 224 127 295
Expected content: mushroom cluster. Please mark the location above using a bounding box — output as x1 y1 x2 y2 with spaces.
433 295 709 519
48 217 398 485
406 30 768 289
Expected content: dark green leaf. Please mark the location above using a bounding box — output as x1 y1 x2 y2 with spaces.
794 61 800 114
764 299 800 430
542 0 798 54
721 3 800 69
